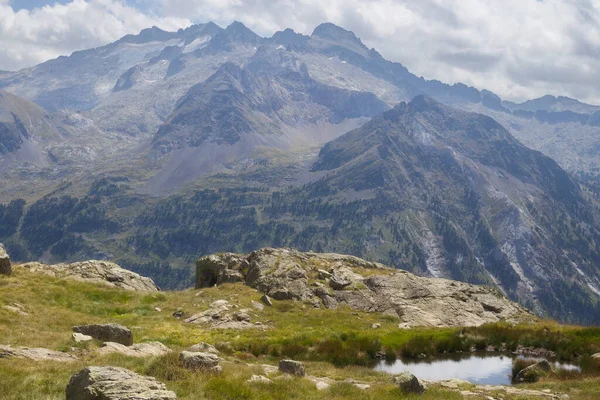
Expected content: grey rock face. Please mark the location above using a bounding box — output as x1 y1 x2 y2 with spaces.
20 261 159 291
180 351 221 372
72 324 133 346
195 253 246 288
0 244 10 275
394 372 425 394
66 366 176 400
195 248 534 328
0 345 78 362
278 359 306 377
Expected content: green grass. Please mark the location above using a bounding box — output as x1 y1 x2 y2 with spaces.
1 268 600 399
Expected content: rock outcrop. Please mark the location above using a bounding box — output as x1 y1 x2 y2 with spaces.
195 248 534 327
66 366 176 399
73 324 133 346
0 244 11 275
0 345 78 362
19 260 159 291
184 300 259 329
97 342 171 358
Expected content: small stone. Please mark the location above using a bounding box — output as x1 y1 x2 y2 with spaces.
233 311 251 322
251 300 265 311
72 332 93 343
278 359 305 377
260 294 273 307
315 381 330 390
372 323 381 329
172 309 185 318
189 342 219 354
398 323 411 329
394 372 425 394
317 269 332 280
154 307 162 312
354 384 370 390
248 375 272 384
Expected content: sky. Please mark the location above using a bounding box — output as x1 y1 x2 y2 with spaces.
2 0 600 103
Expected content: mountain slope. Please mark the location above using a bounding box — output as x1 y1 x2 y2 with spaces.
0 89 61 167
305 96 600 323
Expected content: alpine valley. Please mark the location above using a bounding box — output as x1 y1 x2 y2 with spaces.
1 21 600 326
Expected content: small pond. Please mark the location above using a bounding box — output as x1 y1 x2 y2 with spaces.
374 354 581 385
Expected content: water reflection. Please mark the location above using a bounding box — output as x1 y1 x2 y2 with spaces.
374 353 580 386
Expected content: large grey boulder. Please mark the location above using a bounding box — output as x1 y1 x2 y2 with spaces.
394 372 425 394
73 323 133 346
66 366 176 399
278 359 305 377
20 260 159 291
0 345 78 362
0 244 11 275
180 351 221 373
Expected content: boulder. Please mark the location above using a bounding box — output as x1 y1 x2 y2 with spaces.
66 366 176 400
72 324 133 346
278 359 305 377
72 333 93 343
394 372 425 394
0 345 78 362
190 342 219 354
514 359 553 383
20 260 159 291
98 342 171 358
180 351 221 372
0 244 11 275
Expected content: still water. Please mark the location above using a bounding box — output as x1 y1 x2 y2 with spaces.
374 354 581 385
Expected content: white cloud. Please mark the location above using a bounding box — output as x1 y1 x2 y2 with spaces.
0 0 190 71
3 0 600 103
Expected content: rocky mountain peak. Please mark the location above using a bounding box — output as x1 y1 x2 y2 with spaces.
270 28 309 46
311 22 363 44
118 25 177 44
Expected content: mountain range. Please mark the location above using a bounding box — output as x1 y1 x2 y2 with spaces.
0 21 599 324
